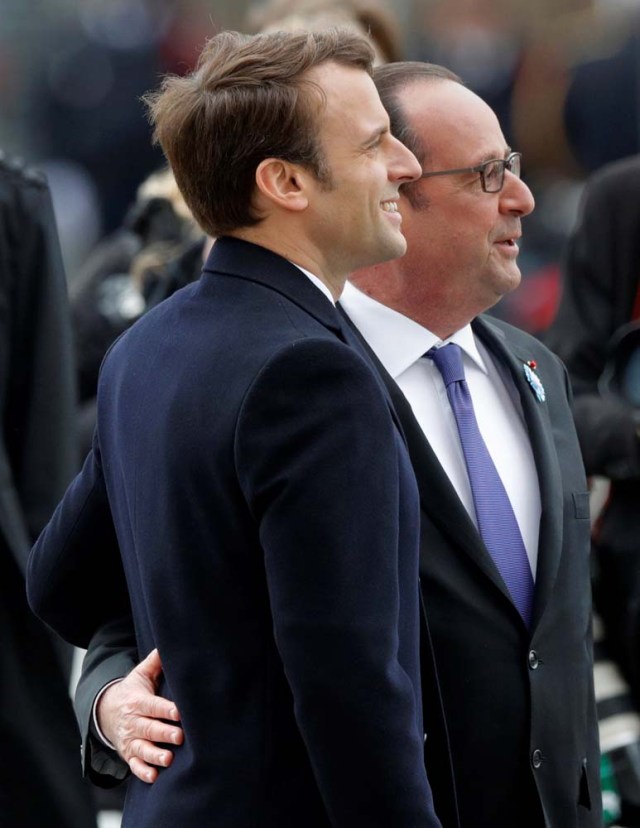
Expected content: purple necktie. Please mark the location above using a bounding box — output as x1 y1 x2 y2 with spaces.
428 343 534 627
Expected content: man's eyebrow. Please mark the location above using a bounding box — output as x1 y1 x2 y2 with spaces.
361 124 389 147
475 146 512 165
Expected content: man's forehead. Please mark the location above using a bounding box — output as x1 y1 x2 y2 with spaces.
396 77 456 110
398 79 506 160
311 62 388 128
305 60 372 93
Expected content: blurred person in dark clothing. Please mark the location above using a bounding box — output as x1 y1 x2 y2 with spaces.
70 167 202 455
564 20 640 174
0 153 97 827
547 155 640 683
547 153 640 825
27 1 171 235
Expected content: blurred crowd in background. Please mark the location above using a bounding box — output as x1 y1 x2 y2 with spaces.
1 0 639 336
2 0 640 826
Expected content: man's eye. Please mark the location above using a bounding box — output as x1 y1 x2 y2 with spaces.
485 162 501 181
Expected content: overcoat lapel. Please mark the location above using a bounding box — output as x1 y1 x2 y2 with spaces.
473 316 564 630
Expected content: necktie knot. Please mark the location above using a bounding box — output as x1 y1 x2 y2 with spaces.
427 343 465 387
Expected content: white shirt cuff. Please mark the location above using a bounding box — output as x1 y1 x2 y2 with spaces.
92 678 123 751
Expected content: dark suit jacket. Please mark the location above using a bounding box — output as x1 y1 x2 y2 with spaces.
381 315 601 828
27 237 440 828
0 156 97 827
73 293 601 827
546 155 640 699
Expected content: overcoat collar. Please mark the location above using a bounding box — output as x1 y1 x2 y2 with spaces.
203 236 343 335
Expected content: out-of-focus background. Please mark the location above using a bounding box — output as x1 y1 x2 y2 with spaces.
2 0 639 337
2 3 640 827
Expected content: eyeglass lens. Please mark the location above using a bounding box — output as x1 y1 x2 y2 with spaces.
483 154 521 192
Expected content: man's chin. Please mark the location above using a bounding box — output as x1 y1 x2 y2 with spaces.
498 267 522 297
354 233 407 272
383 233 408 263
482 269 522 313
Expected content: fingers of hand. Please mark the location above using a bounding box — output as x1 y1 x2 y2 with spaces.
140 714 183 746
140 694 181 724
129 756 159 785
118 713 181 755
126 737 173 769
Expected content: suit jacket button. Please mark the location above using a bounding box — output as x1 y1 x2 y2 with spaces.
532 749 543 769
528 650 539 670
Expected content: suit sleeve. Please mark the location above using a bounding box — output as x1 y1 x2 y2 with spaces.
235 339 439 827
75 616 138 785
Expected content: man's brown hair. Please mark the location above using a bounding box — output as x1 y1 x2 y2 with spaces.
144 29 374 237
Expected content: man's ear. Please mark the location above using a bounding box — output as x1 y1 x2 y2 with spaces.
254 158 309 213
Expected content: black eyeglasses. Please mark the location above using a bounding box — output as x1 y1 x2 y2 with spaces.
420 151 522 193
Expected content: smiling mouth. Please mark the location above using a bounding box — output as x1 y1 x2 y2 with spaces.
381 201 399 213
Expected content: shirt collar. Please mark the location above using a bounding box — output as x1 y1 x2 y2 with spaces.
440 326 488 375
340 281 488 379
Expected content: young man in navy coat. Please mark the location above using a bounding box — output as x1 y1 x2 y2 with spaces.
73 62 602 828
27 29 442 828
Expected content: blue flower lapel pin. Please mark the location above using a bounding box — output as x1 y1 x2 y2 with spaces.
523 359 545 402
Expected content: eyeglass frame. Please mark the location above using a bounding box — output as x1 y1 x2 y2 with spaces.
419 151 522 193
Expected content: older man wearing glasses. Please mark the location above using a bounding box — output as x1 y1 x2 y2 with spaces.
71 62 601 828
343 62 601 827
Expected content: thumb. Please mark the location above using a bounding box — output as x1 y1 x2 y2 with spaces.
137 648 163 686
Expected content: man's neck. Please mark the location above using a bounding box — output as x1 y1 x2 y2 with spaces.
229 227 346 301
347 278 474 340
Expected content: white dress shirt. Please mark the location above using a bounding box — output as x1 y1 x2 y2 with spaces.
340 281 541 577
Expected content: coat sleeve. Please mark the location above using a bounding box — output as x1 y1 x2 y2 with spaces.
0 166 78 573
27 433 132 647
75 616 138 785
235 338 440 827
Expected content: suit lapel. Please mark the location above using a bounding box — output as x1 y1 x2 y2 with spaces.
473 316 564 629
341 304 564 630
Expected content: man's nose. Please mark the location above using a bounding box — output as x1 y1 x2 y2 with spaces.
389 137 422 184
501 172 535 217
